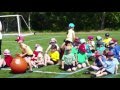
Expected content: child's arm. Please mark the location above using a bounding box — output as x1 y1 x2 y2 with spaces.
86 59 90 67
45 45 51 54
61 61 65 69
115 65 118 74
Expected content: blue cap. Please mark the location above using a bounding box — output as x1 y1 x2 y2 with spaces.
69 23 75 28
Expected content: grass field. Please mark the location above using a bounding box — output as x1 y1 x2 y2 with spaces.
1 31 120 78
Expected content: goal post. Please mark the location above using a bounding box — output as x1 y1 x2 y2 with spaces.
0 14 33 36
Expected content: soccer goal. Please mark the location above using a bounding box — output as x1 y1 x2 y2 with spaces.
0 14 34 36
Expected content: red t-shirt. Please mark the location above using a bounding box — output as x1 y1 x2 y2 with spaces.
4 55 13 67
31 51 39 61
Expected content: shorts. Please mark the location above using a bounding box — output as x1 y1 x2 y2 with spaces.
24 55 33 58
64 64 74 71
52 60 58 64
104 70 112 74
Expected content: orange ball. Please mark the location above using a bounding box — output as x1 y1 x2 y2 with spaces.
10 56 28 74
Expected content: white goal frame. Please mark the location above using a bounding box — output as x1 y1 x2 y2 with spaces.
0 14 33 36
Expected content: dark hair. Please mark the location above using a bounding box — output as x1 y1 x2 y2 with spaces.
51 45 57 49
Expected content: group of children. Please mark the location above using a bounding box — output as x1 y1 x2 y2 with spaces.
0 23 120 78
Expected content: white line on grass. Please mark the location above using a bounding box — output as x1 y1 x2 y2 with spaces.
3 35 64 42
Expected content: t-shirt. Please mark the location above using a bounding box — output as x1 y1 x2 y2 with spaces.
31 51 39 61
67 29 75 42
95 55 106 67
20 43 33 55
4 55 13 67
96 46 106 54
62 53 75 65
103 60 116 74
0 32 2 40
103 37 112 46
49 51 60 61
77 53 88 64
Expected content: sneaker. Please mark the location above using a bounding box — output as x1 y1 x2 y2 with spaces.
28 70 33 73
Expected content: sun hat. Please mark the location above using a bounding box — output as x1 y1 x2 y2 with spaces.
69 23 75 28
96 36 102 41
107 51 114 56
3 49 11 55
15 35 24 42
80 39 86 44
50 38 57 43
88 36 94 40
35 46 43 52
79 44 86 53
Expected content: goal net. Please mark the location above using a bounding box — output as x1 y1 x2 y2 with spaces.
0 14 33 36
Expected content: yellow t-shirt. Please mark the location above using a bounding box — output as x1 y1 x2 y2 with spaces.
20 43 33 55
49 51 60 61
103 37 112 46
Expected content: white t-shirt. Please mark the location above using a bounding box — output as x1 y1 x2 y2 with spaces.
0 32 2 40
67 29 75 42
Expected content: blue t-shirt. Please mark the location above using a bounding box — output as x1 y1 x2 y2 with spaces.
95 55 106 67
103 60 116 74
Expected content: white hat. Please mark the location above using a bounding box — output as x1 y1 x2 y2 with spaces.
50 38 57 43
3 49 11 55
35 46 43 52
80 39 86 44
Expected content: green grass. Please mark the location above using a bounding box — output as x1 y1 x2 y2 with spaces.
1 31 120 78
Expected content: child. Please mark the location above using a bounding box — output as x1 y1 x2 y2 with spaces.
90 51 106 71
31 44 45 68
96 41 106 55
15 36 33 72
60 38 73 59
0 21 2 59
44 45 60 66
66 23 75 42
87 36 95 51
91 51 118 78
45 38 59 54
103 33 112 47
109 40 120 61
61 46 76 72
77 39 90 68
0 49 13 68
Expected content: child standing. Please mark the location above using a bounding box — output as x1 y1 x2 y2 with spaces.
66 23 75 43
0 49 13 68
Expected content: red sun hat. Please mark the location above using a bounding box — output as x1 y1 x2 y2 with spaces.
88 36 94 40
79 44 86 53
15 36 24 42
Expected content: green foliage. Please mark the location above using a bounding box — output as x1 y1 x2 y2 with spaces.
1 12 120 31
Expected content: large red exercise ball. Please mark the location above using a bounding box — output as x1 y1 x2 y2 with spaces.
10 56 28 74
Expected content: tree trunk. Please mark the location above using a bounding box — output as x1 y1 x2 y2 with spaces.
101 12 106 30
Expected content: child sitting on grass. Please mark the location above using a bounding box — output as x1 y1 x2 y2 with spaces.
44 45 60 66
31 44 45 68
45 38 59 54
77 39 90 69
91 51 119 78
0 49 13 69
61 46 76 72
